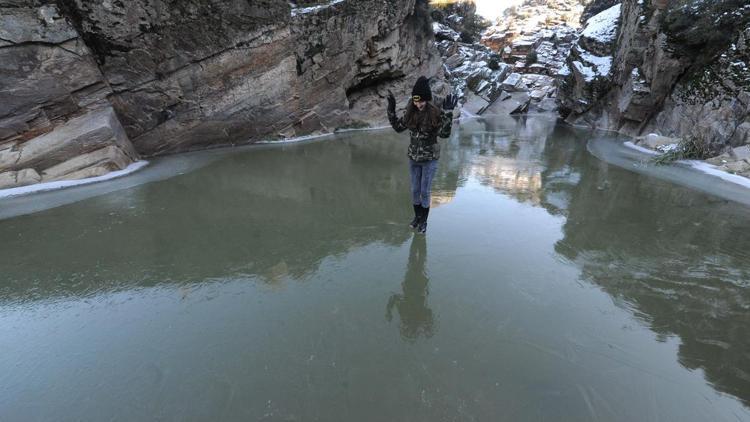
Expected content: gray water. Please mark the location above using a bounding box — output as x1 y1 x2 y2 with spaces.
1 115 749 421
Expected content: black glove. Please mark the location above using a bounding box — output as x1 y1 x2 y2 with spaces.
442 93 458 111
386 91 396 114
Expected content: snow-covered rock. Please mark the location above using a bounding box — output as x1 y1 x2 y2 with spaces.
579 3 620 55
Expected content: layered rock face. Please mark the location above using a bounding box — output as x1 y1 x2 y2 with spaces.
0 0 441 189
0 1 139 189
558 0 750 157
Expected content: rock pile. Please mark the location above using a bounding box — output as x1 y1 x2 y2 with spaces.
433 0 586 116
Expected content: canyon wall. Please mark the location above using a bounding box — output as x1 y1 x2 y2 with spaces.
0 0 442 188
558 0 750 155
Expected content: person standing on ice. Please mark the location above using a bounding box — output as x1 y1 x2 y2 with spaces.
387 76 457 234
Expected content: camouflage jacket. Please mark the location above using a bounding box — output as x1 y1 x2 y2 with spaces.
388 104 453 162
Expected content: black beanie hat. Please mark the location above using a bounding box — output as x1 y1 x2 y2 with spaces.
411 76 432 101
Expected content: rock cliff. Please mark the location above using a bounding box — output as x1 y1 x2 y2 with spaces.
558 0 750 160
0 1 139 189
0 0 441 189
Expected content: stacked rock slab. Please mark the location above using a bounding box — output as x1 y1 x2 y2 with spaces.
0 1 138 189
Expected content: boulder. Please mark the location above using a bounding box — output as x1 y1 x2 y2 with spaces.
41 145 133 181
723 160 750 174
48 162 119 182
462 92 490 115
445 53 465 70
0 143 21 169
9 106 137 171
530 89 548 101
731 145 750 161
467 67 492 91
501 73 523 91
0 168 41 189
537 98 559 112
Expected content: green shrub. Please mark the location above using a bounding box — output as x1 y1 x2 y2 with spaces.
525 50 538 65
652 136 713 165
488 57 500 70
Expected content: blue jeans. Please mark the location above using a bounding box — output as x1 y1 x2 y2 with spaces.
409 159 438 208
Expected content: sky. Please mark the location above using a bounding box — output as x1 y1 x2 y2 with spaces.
474 0 525 20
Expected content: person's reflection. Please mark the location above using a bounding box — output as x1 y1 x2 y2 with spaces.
386 235 434 340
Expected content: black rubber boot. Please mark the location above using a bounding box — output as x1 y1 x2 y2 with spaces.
410 204 422 229
417 207 429 234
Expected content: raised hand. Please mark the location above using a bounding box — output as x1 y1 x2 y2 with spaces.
386 90 396 114
442 93 458 111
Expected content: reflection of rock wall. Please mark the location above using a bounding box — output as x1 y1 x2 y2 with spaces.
455 116 557 205
548 146 750 407
0 0 440 188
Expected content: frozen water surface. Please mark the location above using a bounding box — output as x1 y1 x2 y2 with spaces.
1 115 749 421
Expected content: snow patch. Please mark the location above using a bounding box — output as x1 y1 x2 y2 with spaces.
624 142 750 189
656 143 679 153
581 3 621 44
291 0 344 17
624 141 658 155
686 161 750 189
572 52 612 82
0 161 149 199
256 132 334 144
581 51 612 76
